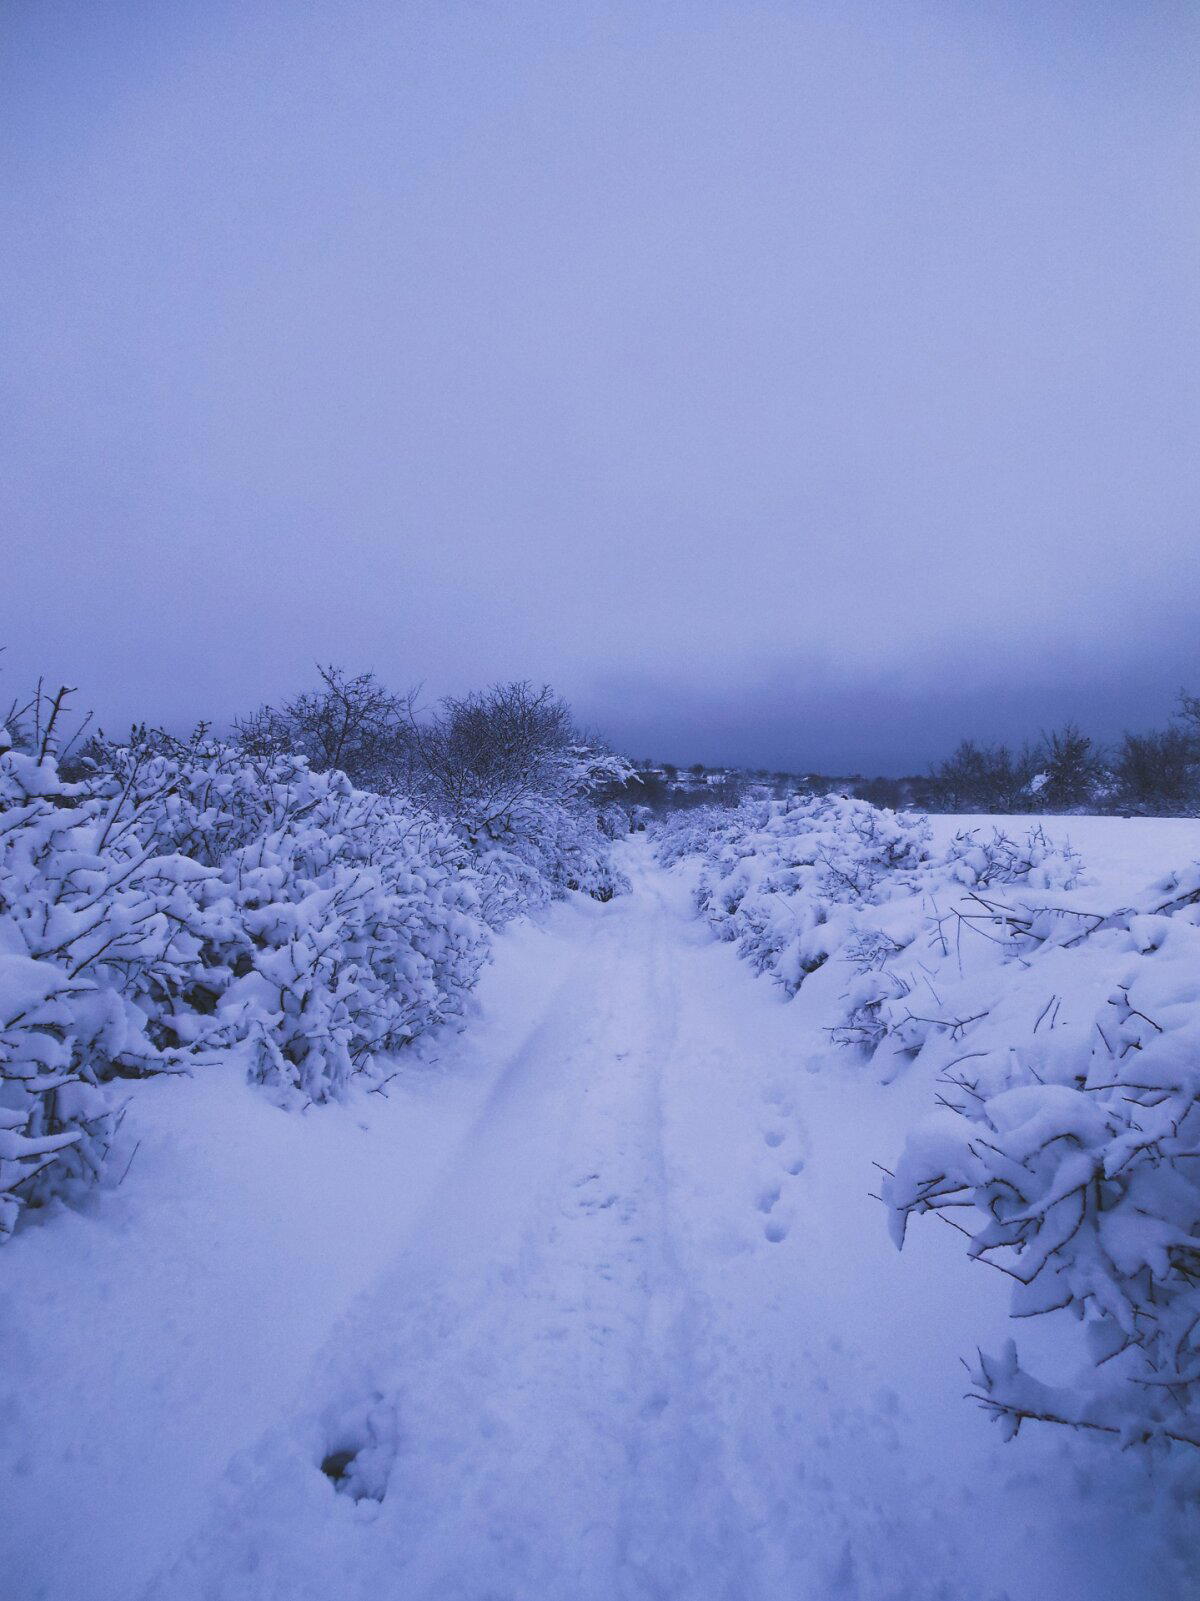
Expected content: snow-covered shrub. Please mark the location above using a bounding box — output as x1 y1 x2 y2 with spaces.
238 673 634 922
224 795 488 1106
92 739 492 1106
829 931 918 1052
394 683 634 920
460 786 630 926
238 669 635 934
652 803 749 868
884 862 1200 1450
0 736 212 1233
691 794 932 993
0 954 125 1235
660 795 1090 1060
828 825 1091 1064
940 825 1083 891
502 782 632 908
0 725 492 1230
595 799 631 841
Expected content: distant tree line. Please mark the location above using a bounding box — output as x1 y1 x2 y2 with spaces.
631 689 1200 818
622 760 746 814
910 691 1200 815
114 667 1197 819
818 694 1199 815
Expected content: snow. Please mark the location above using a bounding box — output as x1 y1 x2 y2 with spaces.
924 811 1200 904
4 825 1200 1598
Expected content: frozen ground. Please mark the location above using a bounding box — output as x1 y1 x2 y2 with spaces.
4 822 1200 1600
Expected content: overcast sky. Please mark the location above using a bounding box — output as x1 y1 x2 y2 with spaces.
3 0 1198 771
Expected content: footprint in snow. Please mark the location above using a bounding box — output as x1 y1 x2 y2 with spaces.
760 1119 808 1175
318 1395 399 1505
752 1169 796 1242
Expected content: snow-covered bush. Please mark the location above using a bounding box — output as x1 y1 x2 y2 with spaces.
0 725 492 1232
396 682 633 921
652 803 749 868
0 735 207 1232
940 824 1083 891
883 862 1200 1450
238 673 634 923
484 780 631 913
829 931 919 1052
658 797 1090 1046
458 782 630 927
89 739 492 1105
831 826 1088 1059
690 794 932 993
595 799 631 841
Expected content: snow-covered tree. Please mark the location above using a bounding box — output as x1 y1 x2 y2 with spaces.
236 665 412 792
401 682 634 917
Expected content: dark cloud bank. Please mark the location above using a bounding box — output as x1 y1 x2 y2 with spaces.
2 1 1197 771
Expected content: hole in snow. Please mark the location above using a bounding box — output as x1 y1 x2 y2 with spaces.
321 1448 359 1484
318 1399 399 1502
320 1441 388 1502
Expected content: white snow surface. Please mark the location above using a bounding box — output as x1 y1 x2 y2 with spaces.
923 812 1200 905
5 822 1200 1600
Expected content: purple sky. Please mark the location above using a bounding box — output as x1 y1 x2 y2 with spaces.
3 1 1198 771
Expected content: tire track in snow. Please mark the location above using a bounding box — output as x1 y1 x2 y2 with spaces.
602 883 766 1601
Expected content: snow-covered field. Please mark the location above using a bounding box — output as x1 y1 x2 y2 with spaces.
925 812 1200 905
4 819 1200 1600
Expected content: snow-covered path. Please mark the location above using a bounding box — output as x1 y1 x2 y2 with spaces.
130 840 1191 1601
147 861 783 1598
7 834 1199 1601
